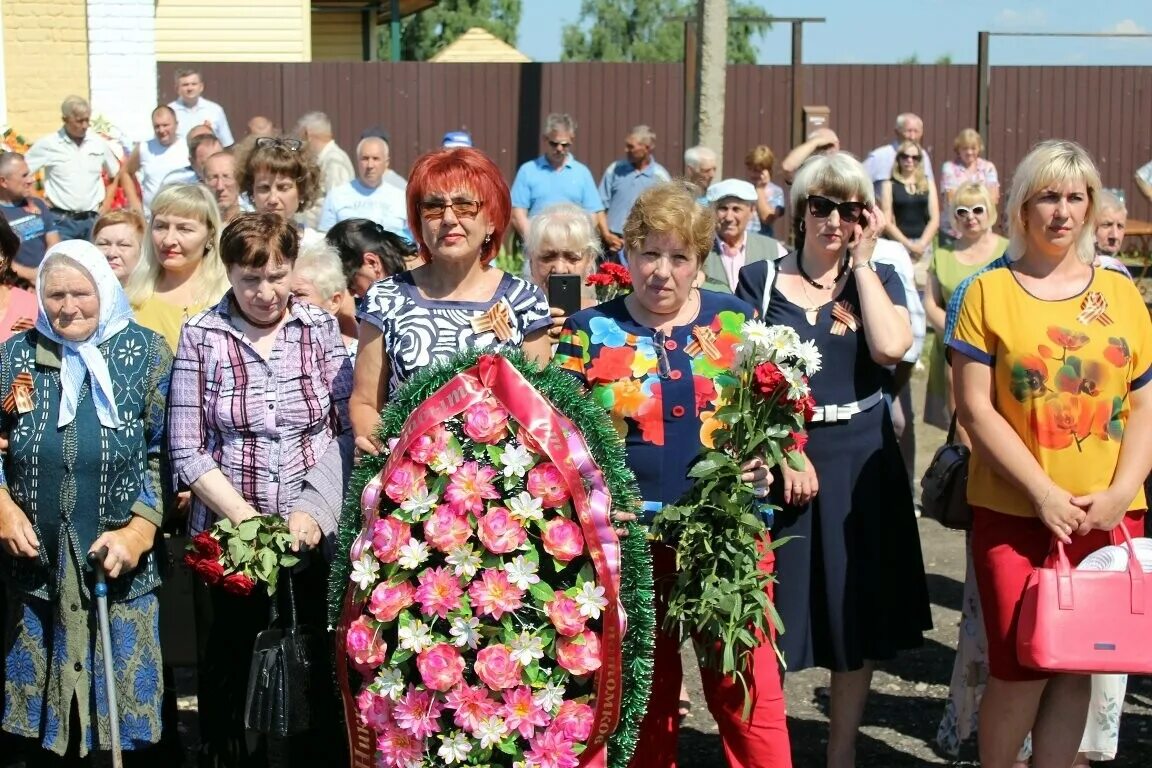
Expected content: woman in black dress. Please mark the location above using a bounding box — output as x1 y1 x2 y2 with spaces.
880 140 940 276
735 151 931 768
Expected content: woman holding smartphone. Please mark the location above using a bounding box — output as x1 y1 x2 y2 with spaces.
523 203 601 339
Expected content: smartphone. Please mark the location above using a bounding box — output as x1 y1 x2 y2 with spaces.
548 274 582 316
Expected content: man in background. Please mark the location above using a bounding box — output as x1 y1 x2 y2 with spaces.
169 68 234 145
0 152 59 281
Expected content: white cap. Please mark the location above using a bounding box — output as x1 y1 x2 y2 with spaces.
706 179 757 204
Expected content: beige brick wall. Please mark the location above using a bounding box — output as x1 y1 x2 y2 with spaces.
3 0 91 138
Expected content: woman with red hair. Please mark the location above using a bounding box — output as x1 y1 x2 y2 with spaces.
350 148 552 454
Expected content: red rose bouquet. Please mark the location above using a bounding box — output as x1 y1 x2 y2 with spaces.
183 516 303 597
585 263 633 303
652 320 820 685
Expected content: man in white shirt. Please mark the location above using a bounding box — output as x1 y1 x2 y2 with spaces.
359 127 407 193
169 68 234 146
117 105 190 212
863 113 934 195
317 136 408 236
25 95 120 240
297 111 354 229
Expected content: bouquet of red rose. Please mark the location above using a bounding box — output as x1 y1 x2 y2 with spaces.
652 320 819 685
184 516 303 597
585 263 632 303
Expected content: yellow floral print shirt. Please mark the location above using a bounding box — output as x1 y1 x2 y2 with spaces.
949 266 1152 517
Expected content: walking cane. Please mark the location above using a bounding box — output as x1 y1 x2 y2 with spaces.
87 546 124 768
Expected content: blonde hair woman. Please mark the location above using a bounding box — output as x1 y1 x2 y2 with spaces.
941 129 1001 241
291 240 359 357
881 140 940 269
126 184 230 351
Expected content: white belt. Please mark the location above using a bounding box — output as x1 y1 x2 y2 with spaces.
809 389 884 423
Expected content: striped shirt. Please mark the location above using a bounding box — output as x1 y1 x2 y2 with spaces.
167 295 353 539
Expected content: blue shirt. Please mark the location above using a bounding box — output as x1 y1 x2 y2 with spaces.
318 179 408 236
599 158 672 235
0 198 57 268
510 155 604 218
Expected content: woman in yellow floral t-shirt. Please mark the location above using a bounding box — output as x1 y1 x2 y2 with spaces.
950 139 1152 768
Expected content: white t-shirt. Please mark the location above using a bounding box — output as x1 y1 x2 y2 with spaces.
138 138 191 207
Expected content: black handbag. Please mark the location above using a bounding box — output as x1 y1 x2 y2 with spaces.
920 416 973 531
244 574 312 736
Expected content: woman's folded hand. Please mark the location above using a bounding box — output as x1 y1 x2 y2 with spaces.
780 453 819 507
288 510 322 552
610 509 637 538
739 457 774 499
90 523 154 578
0 491 38 558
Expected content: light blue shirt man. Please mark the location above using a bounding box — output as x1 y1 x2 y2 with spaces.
511 155 603 219
318 179 407 235
599 156 671 236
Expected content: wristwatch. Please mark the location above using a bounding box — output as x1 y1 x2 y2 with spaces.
851 261 876 273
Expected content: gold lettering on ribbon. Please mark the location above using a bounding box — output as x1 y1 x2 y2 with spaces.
470 302 513 342
830 300 860 336
3 371 34 415
1077 291 1112 326
685 326 722 360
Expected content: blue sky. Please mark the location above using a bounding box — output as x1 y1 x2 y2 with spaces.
518 0 1152 65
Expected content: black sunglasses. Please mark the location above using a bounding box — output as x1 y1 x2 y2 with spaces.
897 152 922 162
255 137 303 152
547 139 572 150
807 195 866 224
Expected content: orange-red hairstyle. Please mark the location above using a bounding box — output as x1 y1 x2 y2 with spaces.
406 147 511 265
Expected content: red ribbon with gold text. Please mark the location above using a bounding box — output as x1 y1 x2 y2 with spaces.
337 355 625 768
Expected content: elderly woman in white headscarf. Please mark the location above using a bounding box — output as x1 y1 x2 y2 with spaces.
0 240 173 762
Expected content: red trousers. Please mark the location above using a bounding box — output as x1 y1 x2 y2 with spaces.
629 541 793 768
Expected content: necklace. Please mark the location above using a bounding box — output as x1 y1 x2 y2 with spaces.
231 297 285 330
797 248 847 290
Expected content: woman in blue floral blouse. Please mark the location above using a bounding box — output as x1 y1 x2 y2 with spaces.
555 182 789 768
0 241 173 765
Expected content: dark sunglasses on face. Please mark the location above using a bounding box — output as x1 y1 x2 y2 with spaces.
807 195 866 224
255 137 303 152
547 140 572 150
419 199 483 220
954 205 987 218
897 152 922 162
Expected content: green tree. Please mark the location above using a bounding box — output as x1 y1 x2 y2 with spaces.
934 54 953 65
396 0 522 61
897 53 920 64
561 0 769 64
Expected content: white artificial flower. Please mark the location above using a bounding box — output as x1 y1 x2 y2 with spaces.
782 365 810 400
438 732 473 764
474 715 509 749
397 618 435 653
764 325 801 358
507 491 545 523
449 616 481 649
741 319 774 351
349 553 380 591
429 443 464 475
508 631 546 666
397 538 431 570
503 555 541 591
445 543 482 580
400 488 438 519
374 667 406 700
532 680 567 713
791 340 823 375
499 443 534 479
574 582 608 620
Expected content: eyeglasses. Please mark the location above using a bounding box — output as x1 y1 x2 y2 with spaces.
419 199 483 220
547 140 572 150
897 152 922 162
954 205 987 218
806 195 866 224
653 331 672 380
255 137 303 152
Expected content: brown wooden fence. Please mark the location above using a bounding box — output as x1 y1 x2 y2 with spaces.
159 62 1152 223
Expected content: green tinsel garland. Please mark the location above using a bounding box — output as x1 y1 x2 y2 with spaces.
328 348 655 768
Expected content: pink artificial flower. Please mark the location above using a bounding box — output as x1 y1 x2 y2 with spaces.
392 685 444 739
462 398 510 444
345 614 388 670
544 596 587 637
384 458 428 504
540 518 584 563
501 685 551 740
445 683 500 734
525 727 579 768
476 506 528 555
444 461 500 516
526 462 571 508
371 517 412 564
369 580 416 623
375 722 424 768
408 424 451 465
414 567 465 619
468 569 525 620
416 643 466 692
356 687 392 730
555 630 603 677
473 644 524 690
423 505 473 553
551 700 593 741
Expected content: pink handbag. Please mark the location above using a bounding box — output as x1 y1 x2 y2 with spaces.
1017 525 1152 674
